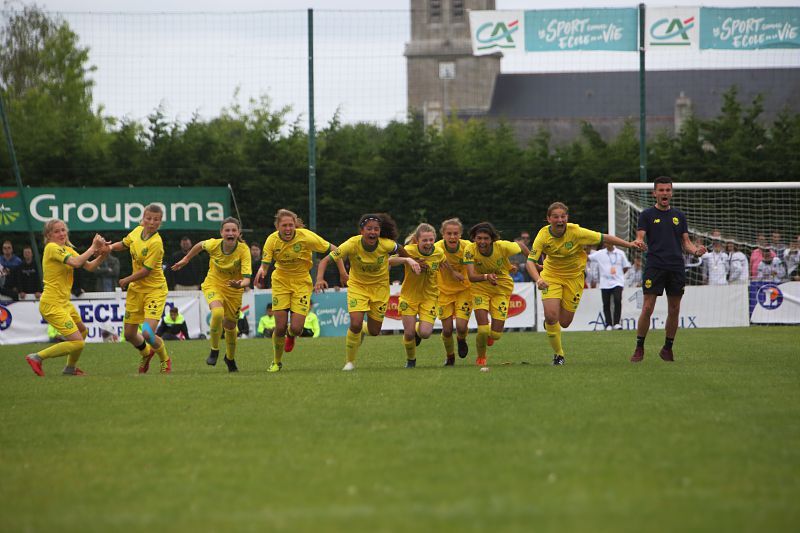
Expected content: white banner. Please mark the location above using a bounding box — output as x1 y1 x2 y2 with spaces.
750 281 800 324
645 6 700 51
470 10 525 56
536 284 750 332
0 290 258 345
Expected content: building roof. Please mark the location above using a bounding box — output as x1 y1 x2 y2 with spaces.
487 68 800 120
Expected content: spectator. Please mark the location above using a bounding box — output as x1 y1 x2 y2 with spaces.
94 252 120 292
749 233 768 278
624 255 643 288
257 304 275 338
725 242 749 284
301 302 320 338
237 310 250 338
509 237 531 282
8 245 42 299
170 236 204 290
756 249 786 283
701 239 729 286
784 235 800 281
684 236 704 285
589 242 630 330
584 245 600 288
250 243 263 288
519 231 531 248
771 231 785 259
156 306 189 340
0 240 22 271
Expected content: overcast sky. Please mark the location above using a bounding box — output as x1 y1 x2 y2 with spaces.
16 0 800 125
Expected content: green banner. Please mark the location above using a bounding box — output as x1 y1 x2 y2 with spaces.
0 187 229 231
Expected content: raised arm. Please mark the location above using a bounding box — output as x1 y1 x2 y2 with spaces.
65 234 105 269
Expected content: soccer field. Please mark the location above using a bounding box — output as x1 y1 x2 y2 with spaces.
1 326 798 532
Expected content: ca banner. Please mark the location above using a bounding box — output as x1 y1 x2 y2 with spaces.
700 7 800 50
0 187 230 231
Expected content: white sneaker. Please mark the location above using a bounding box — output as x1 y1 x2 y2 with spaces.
613 324 623 330
605 325 613 331
342 361 356 371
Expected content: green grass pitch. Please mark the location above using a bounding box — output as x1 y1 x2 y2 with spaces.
1 326 799 532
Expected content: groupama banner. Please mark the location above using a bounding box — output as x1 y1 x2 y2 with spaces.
470 7 800 54
0 187 229 231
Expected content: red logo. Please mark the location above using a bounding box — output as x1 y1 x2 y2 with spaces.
385 295 401 320
508 294 526 318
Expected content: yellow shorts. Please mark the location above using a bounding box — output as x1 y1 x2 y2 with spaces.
40 300 81 336
399 296 437 324
347 282 389 322
540 273 584 312
471 286 512 321
270 275 312 315
125 286 168 324
438 289 472 321
202 281 243 322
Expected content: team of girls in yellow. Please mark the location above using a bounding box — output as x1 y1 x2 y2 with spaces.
24 203 643 376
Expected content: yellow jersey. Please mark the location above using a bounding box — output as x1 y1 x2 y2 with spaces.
528 223 603 279
202 238 252 287
41 242 76 304
122 225 167 291
464 240 521 293
262 228 331 281
435 238 471 295
331 236 398 287
401 243 445 303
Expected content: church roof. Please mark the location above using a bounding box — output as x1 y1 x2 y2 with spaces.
487 68 800 120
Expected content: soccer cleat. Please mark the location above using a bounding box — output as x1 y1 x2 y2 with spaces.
224 357 238 373
630 346 644 363
457 338 468 358
63 367 86 376
414 331 422 347
26 354 44 377
552 355 566 366
487 337 495 347
206 349 220 366
659 347 674 362
405 359 416 369
284 334 295 353
444 356 455 367
476 356 487 367
160 358 172 374
342 361 356 371
139 349 155 374
267 361 283 373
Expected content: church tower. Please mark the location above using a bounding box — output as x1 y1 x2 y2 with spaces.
405 0 500 126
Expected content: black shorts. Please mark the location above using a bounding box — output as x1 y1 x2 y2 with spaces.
642 267 685 296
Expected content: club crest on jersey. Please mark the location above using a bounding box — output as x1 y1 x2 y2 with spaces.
672 217 679 225
654 218 661 224
293 243 301 252
464 251 474 260
565 242 573 249
349 298 357 307
399 301 408 311
376 255 385 265
141 247 148 257
645 279 653 288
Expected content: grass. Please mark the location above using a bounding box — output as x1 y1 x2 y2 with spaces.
1 326 799 532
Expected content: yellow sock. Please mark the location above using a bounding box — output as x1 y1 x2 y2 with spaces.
442 333 454 356
403 337 416 360
66 343 85 367
224 327 237 360
545 322 564 356
490 330 503 343
209 307 224 350
476 325 490 357
38 339 83 360
272 331 285 363
154 337 169 362
345 329 361 363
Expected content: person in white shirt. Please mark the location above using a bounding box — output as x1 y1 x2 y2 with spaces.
783 235 800 281
701 240 729 285
584 245 600 288
756 249 787 283
624 255 643 288
725 242 749 284
588 243 630 330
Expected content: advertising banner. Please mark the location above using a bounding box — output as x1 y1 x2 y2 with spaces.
700 7 800 49
524 8 639 51
469 10 525 56
645 7 700 50
540 284 751 332
749 281 800 324
0 187 229 231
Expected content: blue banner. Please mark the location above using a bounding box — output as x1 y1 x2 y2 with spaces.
524 8 638 51
700 7 800 49
254 290 350 337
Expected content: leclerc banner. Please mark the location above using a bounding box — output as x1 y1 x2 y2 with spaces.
0 187 229 231
646 6 699 51
700 7 800 49
525 8 638 51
